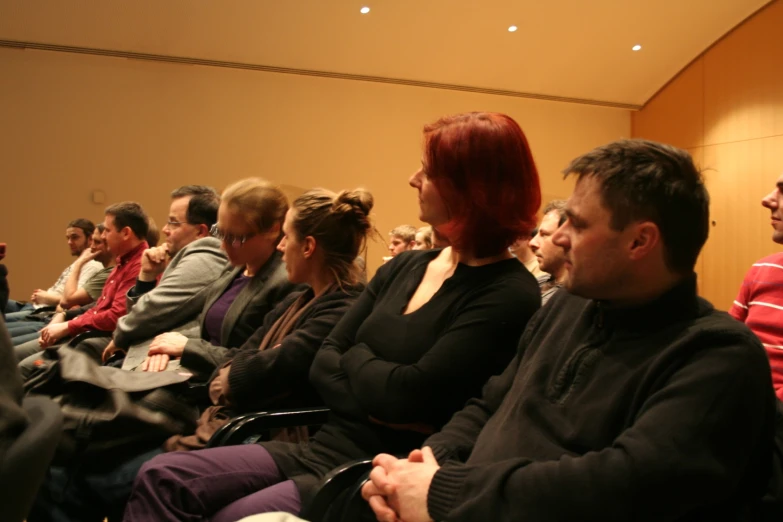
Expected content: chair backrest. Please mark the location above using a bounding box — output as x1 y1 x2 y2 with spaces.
300 459 373 522
338 473 373 522
0 396 63 522
207 407 331 448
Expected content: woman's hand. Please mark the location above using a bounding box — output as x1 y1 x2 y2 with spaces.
142 332 188 372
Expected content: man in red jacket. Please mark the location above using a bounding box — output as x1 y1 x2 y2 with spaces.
18 202 149 378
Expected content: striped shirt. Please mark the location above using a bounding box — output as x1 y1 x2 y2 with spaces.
729 252 783 400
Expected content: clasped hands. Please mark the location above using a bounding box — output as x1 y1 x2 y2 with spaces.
38 320 70 348
361 447 440 522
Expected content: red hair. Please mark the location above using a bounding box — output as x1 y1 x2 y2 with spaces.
423 112 541 258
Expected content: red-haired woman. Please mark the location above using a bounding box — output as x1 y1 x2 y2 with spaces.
124 112 543 521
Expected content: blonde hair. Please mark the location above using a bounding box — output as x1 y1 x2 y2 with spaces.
389 224 416 243
222 178 288 235
416 226 433 249
292 188 375 288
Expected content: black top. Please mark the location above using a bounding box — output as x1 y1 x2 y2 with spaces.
263 249 541 502
225 285 363 413
424 275 777 522
0 264 8 313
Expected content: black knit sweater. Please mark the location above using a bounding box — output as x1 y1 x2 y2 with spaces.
425 275 776 522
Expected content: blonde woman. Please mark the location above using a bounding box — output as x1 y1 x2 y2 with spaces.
141 178 299 379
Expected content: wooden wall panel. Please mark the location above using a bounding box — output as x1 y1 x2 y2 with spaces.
631 58 704 150
699 136 783 310
703 0 783 146
0 47 629 299
633 0 783 309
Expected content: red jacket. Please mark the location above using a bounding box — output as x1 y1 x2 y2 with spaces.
67 241 148 336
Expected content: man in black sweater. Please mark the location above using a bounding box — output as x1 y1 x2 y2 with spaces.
363 139 778 522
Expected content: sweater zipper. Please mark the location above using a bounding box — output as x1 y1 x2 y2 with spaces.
551 302 606 404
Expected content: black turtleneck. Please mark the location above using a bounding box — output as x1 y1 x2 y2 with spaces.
425 275 777 521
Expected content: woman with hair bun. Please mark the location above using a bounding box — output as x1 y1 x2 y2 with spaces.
125 112 542 521
163 187 374 450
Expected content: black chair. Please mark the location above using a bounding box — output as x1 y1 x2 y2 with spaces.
299 459 373 522
67 329 111 348
207 407 330 448
0 396 64 522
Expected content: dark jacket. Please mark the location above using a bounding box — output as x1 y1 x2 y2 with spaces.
180 251 299 379
424 276 776 522
226 285 363 413
0 316 27 462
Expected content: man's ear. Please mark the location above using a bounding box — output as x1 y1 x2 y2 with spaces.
196 224 209 238
628 222 660 261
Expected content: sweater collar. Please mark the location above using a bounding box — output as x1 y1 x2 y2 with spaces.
592 274 700 332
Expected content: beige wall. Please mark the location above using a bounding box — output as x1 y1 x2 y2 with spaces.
632 0 783 310
0 46 629 300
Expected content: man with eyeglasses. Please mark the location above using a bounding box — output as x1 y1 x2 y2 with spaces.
100 185 227 364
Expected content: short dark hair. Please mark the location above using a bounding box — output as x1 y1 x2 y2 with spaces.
542 199 568 227
564 139 709 273
67 218 95 238
95 223 105 234
171 185 220 228
105 202 149 241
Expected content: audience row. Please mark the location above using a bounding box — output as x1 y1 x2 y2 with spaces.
1 110 781 521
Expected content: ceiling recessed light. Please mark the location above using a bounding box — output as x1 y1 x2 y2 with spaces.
508 25 518 32
632 44 642 51
360 6 370 14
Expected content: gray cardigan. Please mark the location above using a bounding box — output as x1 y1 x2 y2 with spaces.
180 250 299 379
113 237 228 349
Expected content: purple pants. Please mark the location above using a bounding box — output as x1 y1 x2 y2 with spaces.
123 445 301 522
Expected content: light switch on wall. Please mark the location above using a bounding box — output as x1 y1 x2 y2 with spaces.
92 190 105 204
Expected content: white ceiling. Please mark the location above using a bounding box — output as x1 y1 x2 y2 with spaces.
0 0 773 108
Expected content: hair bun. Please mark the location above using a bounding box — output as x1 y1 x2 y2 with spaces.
334 189 374 218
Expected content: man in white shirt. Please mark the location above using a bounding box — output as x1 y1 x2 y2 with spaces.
5 219 103 321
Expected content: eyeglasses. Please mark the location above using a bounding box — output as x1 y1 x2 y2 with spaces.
210 224 256 247
166 219 188 228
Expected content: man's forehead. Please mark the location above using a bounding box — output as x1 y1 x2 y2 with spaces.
540 210 561 227
171 196 191 213
566 176 612 218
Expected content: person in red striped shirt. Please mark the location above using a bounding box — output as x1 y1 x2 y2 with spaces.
730 172 783 400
